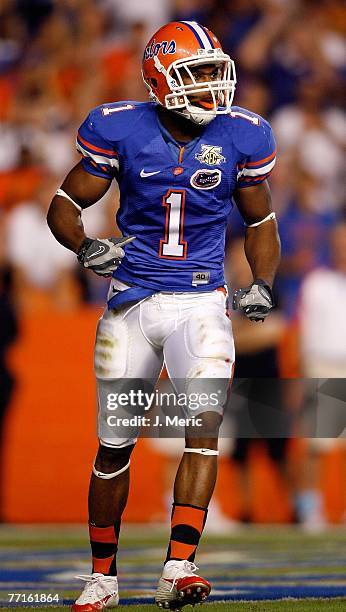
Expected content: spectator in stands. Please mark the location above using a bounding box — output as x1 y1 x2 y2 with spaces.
292 221 346 529
276 165 340 317
6 177 79 311
0 146 45 211
227 238 291 522
272 78 345 212
0 212 18 521
100 21 148 102
298 220 346 377
173 0 210 25
237 1 345 110
227 238 286 379
107 0 172 34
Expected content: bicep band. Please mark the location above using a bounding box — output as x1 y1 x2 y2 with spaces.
245 211 276 228
184 448 219 456
55 188 82 212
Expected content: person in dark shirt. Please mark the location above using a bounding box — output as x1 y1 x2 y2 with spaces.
0 262 18 521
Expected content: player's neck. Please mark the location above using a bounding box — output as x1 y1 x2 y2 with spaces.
157 107 205 143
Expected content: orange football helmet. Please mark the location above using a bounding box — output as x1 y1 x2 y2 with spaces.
142 21 236 125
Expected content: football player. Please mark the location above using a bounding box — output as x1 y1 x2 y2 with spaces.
47 21 280 611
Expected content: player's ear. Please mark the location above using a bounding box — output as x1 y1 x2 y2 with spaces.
149 77 158 89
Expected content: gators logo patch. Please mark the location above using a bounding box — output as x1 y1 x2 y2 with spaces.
190 169 221 190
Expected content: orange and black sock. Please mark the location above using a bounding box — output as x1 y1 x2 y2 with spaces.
165 503 208 563
89 520 121 576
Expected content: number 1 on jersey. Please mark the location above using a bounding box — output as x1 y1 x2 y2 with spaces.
159 189 187 259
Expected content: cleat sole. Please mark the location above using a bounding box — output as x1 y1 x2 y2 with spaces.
177 582 210 606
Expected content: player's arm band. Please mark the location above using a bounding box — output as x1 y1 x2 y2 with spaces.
184 448 219 456
55 188 82 213
245 212 276 228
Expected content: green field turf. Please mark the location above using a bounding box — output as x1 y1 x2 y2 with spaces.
0 525 345 610
1 600 346 611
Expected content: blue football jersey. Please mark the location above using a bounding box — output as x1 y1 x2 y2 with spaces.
77 102 276 292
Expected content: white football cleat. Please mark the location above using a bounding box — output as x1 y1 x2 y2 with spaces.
155 560 211 610
71 573 119 611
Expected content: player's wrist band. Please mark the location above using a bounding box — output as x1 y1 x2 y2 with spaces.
254 278 271 288
245 211 276 228
77 237 94 263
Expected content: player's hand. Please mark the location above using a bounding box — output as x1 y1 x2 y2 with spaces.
77 236 136 277
232 279 274 322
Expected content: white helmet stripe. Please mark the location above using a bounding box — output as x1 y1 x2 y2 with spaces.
181 21 214 50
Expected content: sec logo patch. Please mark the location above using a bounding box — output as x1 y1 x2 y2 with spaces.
190 169 221 190
195 144 226 166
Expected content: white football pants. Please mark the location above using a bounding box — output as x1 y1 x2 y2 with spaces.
95 279 235 447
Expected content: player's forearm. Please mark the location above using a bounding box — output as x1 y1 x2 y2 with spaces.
244 220 281 288
47 197 86 253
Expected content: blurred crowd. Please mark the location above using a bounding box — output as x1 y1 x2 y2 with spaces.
0 0 345 317
0 0 345 527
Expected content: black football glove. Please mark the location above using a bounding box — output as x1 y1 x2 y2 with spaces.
77 235 135 277
232 278 274 322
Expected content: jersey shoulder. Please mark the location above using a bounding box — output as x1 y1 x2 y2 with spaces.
84 101 157 144
77 102 156 180
219 106 275 158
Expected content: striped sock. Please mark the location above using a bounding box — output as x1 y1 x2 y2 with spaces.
89 521 120 576
165 503 208 563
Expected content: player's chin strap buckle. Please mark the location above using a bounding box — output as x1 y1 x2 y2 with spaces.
92 459 130 479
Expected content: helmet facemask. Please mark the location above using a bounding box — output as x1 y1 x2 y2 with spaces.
149 48 236 126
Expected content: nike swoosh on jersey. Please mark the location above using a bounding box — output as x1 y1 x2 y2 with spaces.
140 169 161 178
